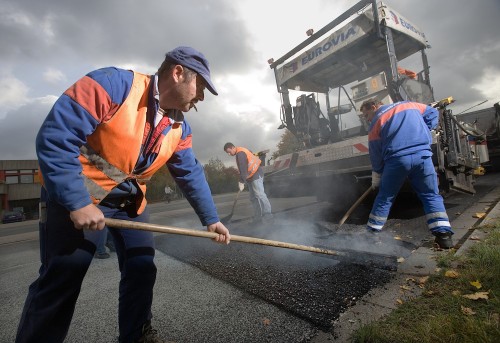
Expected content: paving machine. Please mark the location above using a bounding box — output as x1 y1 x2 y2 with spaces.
264 0 488 202
456 102 500 170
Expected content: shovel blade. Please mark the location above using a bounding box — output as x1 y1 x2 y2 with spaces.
314 244 398 271
220 190 241 225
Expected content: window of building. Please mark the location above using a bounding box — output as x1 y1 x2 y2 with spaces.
20 174 34 183
20 170 35 183
5 175 19 184
4 169 38 184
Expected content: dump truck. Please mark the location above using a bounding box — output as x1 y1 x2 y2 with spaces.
263 0 488 203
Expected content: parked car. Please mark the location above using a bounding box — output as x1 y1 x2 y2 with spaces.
2 211 26 224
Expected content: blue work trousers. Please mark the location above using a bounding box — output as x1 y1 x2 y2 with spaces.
16 189 156 343
248 176 272 219
367 153 452 234
95 227 109 254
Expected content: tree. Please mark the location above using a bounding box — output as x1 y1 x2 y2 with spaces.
272 129 304 160
146 157 240 203
146 165 176 202
204 157 239 194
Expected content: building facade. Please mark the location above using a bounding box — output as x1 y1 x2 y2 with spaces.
0 160 40 220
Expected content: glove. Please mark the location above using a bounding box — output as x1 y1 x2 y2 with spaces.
238 182 245 191
371 171 381 190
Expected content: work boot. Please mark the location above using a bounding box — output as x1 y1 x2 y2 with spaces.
361 229 382 245
134 322 166 343
106 241 116 252
95 252 110 259
433 232 454 249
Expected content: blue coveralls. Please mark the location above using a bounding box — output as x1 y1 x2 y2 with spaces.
366 101 453 235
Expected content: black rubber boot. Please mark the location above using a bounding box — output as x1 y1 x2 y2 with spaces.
434 232 454 249
134 322 165 343
362 229 382 245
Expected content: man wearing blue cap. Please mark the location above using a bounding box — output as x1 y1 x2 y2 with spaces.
16 47 230 343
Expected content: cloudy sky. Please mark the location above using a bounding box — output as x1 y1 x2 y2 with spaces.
1 0 499 166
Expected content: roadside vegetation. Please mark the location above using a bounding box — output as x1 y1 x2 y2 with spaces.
146 158 240 202
351 220 500 343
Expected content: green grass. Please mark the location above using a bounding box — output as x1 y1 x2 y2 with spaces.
350 221 500 343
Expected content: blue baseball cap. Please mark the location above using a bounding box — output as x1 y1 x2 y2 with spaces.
165 46 218 96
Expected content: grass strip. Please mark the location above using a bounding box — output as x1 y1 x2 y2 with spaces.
351 221 500 343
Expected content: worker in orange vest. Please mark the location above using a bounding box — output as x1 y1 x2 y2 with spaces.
224 143 273 223
17 47 230 343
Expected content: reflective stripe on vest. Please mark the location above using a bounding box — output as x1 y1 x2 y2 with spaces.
236 147 261 179
80 72 182 213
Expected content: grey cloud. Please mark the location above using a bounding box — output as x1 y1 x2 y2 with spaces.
1 0 259 74
0 0 498 163
0 0 261 161
396 0 500 108
0 100 49 160
188 98 281 165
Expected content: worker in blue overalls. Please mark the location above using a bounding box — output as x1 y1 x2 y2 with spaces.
360 98 454 249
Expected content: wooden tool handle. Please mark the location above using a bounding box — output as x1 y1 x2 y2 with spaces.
105 218 342 256
339 187 372 225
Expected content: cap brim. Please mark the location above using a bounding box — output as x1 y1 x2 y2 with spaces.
199 72 218 96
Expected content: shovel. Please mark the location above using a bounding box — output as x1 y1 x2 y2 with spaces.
339 186 372 225
105 218 341 256
220 190 241 224
104 218 397 269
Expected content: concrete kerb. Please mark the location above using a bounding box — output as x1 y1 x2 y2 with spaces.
312 185 500 343
455 186 500 257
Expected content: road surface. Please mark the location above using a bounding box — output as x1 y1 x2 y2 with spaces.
1 172 499 342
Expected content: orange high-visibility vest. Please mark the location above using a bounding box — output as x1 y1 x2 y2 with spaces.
236 147 261 179
78 72 182 214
